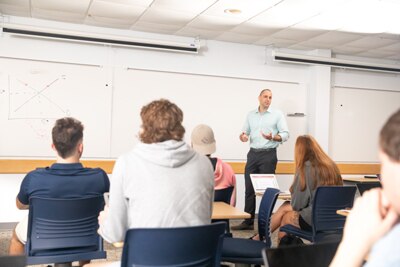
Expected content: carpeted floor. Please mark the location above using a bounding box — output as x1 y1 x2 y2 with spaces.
0 220 278 267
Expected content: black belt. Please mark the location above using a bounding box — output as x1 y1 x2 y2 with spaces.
250 147 276 152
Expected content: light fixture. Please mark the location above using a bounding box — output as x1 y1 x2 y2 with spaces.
1 24 200 54
224 9 242 15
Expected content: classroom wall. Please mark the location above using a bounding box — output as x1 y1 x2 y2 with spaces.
1 16 400 223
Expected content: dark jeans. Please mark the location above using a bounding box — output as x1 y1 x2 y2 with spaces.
244 148 278 224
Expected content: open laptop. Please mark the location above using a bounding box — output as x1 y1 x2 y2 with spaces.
250 174 289 196
262 241 340 267
250 174 279 193
0 255 26 267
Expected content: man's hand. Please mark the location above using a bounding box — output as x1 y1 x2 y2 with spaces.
97 206 109 234
261 131 273 140
239 132 249 142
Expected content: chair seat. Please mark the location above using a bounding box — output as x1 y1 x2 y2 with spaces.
280 225 313 241
222 237 266 259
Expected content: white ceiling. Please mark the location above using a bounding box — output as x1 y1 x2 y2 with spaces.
0 0 400 60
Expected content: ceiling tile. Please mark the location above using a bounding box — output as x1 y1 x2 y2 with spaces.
32 8 86 23
332 46 367 55
250 0 326 28
270 28 324 41
202 0 280 20
216 31 263 44
0 3 30 16
302 31 365 47
345 36 397 50
176 26 222 39
356 50 400 58
88 0 146 20
230 22 281 36
151 0 216 13
254 36 298 47
380 42 400 53
32 0 90 13
84 15 135 28
132 21 183 32
188 14 242 31
0 0 29 6
139 7 197 26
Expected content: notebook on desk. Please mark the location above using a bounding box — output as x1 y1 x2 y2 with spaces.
250 174 280 193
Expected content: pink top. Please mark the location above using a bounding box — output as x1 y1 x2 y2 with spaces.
214 158 237 206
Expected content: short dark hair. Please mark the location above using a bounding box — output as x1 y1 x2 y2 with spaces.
52 117 84 158
259 89 271 96
380 109 400 162
140 99 185 144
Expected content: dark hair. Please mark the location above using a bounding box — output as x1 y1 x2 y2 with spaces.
291 135 342 192
52 117 84 158
380 109 400 162
259 89 272 96
139 99 185 144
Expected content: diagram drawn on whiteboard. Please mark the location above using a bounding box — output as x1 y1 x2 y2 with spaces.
8 74 71 120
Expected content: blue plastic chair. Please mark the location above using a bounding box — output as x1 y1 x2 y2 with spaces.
25 196 106 266
280 186 357 243
221 188 280 265
120 221 226 267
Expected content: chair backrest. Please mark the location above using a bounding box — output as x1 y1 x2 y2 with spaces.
356 182 382 195
120 221 226 267
312 186 356 238
214 187 234 204
26 196 106 265
262 241 340 267
258 188 280 246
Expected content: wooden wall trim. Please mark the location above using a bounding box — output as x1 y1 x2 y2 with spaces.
0 159 380 175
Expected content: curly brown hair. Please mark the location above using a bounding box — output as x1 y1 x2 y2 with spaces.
139 99 185 144
52 117 84 158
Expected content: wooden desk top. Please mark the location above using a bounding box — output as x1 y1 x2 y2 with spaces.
212 202 251 220
343 177 380 183
255 191 291 201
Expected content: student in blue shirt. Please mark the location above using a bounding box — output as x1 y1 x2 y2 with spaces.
232 89 289 230
9 117 110 256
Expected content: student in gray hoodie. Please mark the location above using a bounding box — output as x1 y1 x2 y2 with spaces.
98 99 214 244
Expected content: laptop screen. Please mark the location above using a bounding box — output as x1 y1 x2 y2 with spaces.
263 242 340 267
250 174 280 193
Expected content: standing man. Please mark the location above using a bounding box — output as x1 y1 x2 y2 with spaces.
9 117 110 255
232 89 289 230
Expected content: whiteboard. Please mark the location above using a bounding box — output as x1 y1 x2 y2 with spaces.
111 68 307 160
330 87 400 162
0 61 307 160
0 58 112 158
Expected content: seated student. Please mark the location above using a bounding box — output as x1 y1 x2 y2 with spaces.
98 99 214 244
330 109 400 267
9 117 110 255
191 124 237 206
269 135 343 240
